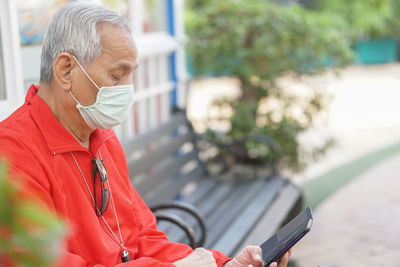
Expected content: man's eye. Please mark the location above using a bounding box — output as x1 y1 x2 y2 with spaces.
112 75 121 81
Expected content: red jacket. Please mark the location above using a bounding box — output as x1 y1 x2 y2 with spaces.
0 85 230 267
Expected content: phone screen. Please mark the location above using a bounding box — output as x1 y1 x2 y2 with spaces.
260 206 313 265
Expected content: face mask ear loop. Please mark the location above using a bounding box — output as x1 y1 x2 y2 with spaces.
72 55 100 90
68 90 81 107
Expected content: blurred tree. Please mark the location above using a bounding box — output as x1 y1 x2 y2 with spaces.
390 0 400 39
186 0 353 173
315 0 396 40
0 161 64 266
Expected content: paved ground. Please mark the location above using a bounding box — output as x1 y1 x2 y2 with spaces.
291 63 400 183
291 152 400 267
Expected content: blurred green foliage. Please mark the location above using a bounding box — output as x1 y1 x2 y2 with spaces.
0 161 64 266
186 0 353 173
315 0 400 40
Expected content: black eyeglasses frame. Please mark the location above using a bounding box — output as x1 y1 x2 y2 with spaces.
92 157 110 216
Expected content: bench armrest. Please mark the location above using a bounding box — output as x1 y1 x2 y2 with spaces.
195 130 281 174
251 133 281 159
150 201 207 248
194 130 280 159
251 133 281 172
154 213 196 248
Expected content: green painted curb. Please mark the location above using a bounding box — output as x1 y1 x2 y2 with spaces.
302 141 400 209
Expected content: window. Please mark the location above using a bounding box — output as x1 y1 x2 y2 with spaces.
16 0 68 89
17 0 68 46
0 0 24 120
143 0 167 33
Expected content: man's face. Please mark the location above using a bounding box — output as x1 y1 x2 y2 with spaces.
70 23 138 106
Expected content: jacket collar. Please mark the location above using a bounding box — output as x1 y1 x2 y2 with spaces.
27 85 115 155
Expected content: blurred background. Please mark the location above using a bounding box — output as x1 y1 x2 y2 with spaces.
185 1 400 265
1 0 399 266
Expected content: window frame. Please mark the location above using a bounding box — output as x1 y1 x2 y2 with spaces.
0 0 24 120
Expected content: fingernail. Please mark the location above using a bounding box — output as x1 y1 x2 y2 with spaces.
255 254 262 261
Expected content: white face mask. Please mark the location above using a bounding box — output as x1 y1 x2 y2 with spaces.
69 56 135 130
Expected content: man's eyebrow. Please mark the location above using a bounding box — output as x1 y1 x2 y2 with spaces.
116 62 133 70
112 61 137 71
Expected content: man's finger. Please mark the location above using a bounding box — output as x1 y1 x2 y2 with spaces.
277 252 289 267
246 245 262 255
252 252 263 263
244 245 263 263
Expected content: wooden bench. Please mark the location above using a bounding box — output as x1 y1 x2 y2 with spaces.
122 110 303 257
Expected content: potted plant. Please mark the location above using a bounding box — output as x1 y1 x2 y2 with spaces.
186 0 353 175
0 161 64 266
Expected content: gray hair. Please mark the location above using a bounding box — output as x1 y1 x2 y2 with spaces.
40 1 131 84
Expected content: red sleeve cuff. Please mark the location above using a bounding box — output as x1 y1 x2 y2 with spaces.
208 249 232 267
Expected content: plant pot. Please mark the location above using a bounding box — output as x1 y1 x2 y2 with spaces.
355 38 398 64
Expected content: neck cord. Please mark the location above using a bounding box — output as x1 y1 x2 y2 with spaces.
70 151 128 256
98 150 124 246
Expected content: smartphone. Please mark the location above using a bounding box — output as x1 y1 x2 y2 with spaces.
260 206 313 266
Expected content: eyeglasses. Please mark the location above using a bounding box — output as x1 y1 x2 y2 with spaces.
92 157 109 216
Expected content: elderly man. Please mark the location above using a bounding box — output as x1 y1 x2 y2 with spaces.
0 2 290 267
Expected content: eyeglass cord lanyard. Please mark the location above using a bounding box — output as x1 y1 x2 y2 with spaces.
70 151 131 262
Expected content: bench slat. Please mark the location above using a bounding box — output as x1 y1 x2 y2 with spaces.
203 179 268 248
196 182 235 215
170 178 276 247
211 176 286 256
146 164 205 206
134 150 198 195
123 112 187 153
180 178 217 204
128 132 191 176
236 181 302 254
163 182 234 242
169 181 254 245
156 177 218 238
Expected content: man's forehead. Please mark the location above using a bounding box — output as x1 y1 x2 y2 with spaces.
98 23 138 63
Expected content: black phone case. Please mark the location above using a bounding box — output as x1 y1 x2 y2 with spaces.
261 206 313 265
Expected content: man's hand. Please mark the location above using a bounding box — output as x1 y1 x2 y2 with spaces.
173 247 217 267
223 246 292 267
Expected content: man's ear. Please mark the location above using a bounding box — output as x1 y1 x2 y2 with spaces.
53 53 75 91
